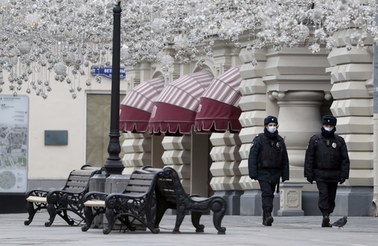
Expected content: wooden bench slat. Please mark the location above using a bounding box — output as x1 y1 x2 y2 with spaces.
130 173 155 180
26 196 47 203
84 200 105 207
128 179 155 186
66 185 86 189
66 180 87 185
70 170 95 176
68 177 92 183
68 176 92 181
125 186 151 193
64 188 86 193
62 170 95 192
65 184 87 189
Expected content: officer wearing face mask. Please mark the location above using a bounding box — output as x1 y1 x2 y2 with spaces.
304 115 350 227
248 116 289 226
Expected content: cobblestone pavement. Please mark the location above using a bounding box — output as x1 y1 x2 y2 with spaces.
1 212 377 246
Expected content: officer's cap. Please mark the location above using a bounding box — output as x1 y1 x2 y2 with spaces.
264 116 278 125
322 115 337 126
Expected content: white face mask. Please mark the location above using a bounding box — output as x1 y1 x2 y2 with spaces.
267 126 277 133
324 127 334 132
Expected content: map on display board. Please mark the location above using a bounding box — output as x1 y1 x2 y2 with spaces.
0 95 28 193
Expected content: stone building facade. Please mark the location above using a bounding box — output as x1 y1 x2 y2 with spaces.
121 30 376 216
2 30 375 216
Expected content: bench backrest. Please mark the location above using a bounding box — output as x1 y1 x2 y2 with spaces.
151 167 189 206
123 169 158 195
62 168 100 193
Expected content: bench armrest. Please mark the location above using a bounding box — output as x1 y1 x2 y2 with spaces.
82 191 109 202
105 192 148 209
26 189 49 197
106 192 145 201
46 189 83 204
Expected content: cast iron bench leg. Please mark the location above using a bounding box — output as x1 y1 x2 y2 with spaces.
103 208 115 234
211 199 227 234
154 206 167 228
173 206 186 233
81 206 94 231
24 202 37 226
191 211 205 232
45 203 57 227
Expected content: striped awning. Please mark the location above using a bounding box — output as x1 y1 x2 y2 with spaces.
119 76 165 133
194 67 242 133
148 70 214 135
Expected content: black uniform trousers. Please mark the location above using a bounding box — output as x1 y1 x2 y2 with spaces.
316 181 338 216
258 180 276 212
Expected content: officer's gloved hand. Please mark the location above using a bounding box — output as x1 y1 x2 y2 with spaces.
339 178 346 185
306 177 314 184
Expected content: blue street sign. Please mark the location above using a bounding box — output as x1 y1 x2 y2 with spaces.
90 66 126 79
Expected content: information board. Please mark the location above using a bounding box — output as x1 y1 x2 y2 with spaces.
0 95 29 193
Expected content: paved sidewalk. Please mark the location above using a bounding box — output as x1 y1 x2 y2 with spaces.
1 213 377 246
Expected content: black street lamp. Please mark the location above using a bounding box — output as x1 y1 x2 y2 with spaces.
103 1 124 175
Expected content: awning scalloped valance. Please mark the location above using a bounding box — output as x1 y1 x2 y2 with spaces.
119 76 165 133
194 66 242 133
148 70 214 135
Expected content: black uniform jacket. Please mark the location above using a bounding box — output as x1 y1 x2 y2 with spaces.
248 129 290 183
304 131 350 182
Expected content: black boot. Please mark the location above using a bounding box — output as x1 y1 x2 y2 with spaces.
262 210 266 225
262 210 273 226
321 214 331 227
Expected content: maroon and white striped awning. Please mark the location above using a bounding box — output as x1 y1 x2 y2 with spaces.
148 70 214 135
119 76 165 133
194 67 242 133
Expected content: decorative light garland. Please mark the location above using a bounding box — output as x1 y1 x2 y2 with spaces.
0 0 376 98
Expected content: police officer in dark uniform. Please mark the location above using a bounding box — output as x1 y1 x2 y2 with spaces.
248 116 289 226
304 115 350 227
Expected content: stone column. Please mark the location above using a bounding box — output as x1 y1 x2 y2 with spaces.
374 41 378 216
326 30 374 216
210 132 242 215
121 132 152 174
238 48 268 215
263 48 331 182
263 47 331 215
161 135 191 192
273 91 325 181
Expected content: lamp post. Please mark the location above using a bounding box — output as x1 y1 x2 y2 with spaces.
103 1 124 175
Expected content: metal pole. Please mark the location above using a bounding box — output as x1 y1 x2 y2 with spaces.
104 1 124 175
372 5 378 215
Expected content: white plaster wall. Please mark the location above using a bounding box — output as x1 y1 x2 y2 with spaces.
1 68 129 180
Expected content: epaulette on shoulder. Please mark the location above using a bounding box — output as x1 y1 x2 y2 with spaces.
335 134 345 143
252 133 263 142
311 133 322 144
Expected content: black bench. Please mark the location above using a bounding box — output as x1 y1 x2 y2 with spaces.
24 165 101 227
81 168 159 234
147 167 227 234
